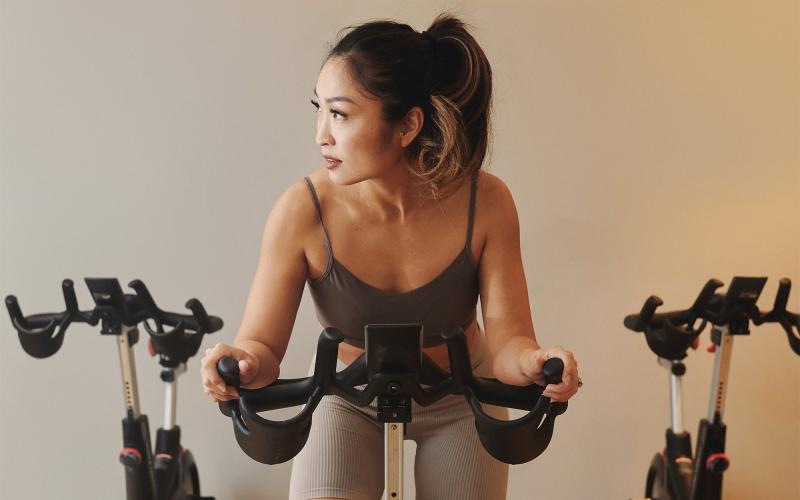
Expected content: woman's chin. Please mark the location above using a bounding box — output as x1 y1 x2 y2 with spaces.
325 167 353 185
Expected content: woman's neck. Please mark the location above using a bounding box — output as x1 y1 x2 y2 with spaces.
355 167 435 223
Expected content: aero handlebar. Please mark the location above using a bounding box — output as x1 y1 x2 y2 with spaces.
6 278 223 364
624 277 800 359
217 327 568 466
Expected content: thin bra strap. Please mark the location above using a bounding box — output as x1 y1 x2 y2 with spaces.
303 177 333 259
465 171 478 251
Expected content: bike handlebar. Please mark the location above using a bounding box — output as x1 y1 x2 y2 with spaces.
751 278 800 354
6 278 223 364
216 327 568 466
624 277 800 359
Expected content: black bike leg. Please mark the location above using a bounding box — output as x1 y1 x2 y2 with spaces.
154 427 182 497
665 429 693 500
690 417 728 500
119 414 158 500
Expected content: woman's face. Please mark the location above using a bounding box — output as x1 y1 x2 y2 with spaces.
313 57 405 185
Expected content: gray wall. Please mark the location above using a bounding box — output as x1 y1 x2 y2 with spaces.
1 1 798 499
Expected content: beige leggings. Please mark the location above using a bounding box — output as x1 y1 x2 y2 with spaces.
288 329 509 500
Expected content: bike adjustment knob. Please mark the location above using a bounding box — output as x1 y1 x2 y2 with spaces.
119 447 142 467
706 453 729 474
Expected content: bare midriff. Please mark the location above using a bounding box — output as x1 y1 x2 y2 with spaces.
335 316 480 371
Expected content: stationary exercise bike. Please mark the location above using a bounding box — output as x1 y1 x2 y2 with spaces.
624 276 800 500
6 278 223 500
215 323 568 500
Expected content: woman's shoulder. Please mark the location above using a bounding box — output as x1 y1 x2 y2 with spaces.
263 170 328 238
302 169 338 200
475 170 518 221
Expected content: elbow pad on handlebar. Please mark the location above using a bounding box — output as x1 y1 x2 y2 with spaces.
469 391 568 464
224 380 320 465
644 320 703 360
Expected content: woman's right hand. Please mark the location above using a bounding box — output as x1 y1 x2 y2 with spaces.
201 342 260 402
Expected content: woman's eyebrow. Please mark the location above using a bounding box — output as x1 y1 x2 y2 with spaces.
313 88 358 106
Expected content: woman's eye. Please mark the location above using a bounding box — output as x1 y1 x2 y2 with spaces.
310 99 346 119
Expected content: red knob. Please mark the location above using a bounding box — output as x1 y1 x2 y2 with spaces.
706 453 729 474
119 447 142 467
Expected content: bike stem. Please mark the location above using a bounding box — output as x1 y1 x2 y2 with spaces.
707 326 733 422
116 324 158 500
378 390 411 500
385 422 404 499
117 324 143 418
688 325 732 500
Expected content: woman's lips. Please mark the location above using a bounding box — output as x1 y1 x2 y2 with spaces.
323 155 341 168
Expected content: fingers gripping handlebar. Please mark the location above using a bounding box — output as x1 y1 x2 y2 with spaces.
216 327 568 466
6 278 223 364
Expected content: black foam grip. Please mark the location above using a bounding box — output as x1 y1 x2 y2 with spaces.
217 356 241 389
624 296 664 331
542 357 564 385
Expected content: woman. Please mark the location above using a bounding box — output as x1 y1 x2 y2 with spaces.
201 13 580 500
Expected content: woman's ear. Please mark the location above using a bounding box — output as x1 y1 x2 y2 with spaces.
398 106 424 148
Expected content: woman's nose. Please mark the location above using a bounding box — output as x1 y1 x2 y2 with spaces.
315 115 334 147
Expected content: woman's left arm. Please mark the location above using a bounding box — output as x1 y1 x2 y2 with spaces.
477 174 579 402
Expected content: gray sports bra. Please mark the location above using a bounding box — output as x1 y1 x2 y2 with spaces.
304 173 480 348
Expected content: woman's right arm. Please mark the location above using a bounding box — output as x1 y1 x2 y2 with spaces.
201 181 315 401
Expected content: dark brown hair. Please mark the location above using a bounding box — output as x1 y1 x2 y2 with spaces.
326 13 492 197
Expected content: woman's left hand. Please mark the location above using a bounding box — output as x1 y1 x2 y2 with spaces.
520 346 580 402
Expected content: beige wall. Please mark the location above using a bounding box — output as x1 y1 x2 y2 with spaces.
1 1 797 499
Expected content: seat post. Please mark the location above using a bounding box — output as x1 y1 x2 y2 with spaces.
384 421 405 499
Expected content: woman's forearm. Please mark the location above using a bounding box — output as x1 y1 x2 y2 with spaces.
233 338 281 388
492 334 540 386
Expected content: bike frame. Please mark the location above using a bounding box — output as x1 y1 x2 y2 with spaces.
627 276 799 500
661 324 734 500
7 278 219 500
117 324 194 500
